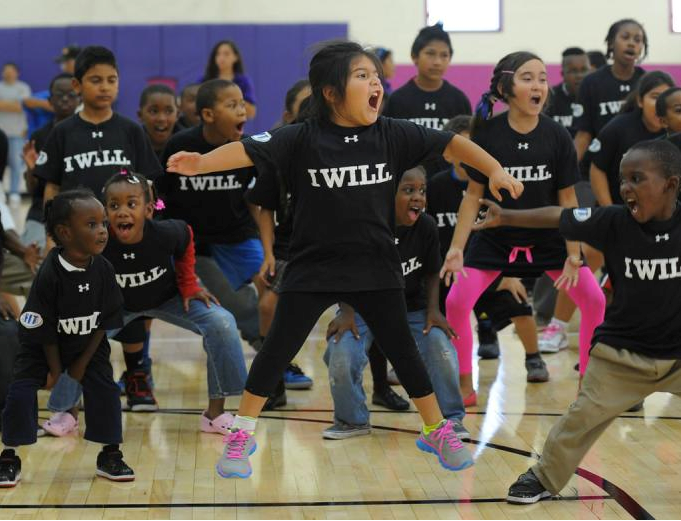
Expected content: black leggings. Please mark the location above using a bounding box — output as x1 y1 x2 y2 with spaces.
245 289 434 399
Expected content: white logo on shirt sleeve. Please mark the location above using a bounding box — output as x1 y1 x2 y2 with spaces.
588 139 601 153
36 151 48 166
251 132 271 143
573 208 592 222
20 311 43 329
572 103 584 117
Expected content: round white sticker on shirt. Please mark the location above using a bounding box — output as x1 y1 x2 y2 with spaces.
573 208 592 222
36 151 48 166
251 132 271 143
20 311 43 329
588 139 601 153
572 103 584 118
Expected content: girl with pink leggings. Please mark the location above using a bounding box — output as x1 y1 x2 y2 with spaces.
440 52 606 403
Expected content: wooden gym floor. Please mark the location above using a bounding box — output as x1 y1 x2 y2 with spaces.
1 311 679 520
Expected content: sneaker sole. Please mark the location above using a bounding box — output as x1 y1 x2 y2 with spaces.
415 439 474 471
371 400 410 411
527 375 550 383
539 342 568 354
506 490 552 504
130 404 159 412
215 443 257 479
0 472 21 487
322 428 371 440
95 469 135 482
284 381 313 390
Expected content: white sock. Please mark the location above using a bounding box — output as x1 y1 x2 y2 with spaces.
231 415 257 434
551 318 568 330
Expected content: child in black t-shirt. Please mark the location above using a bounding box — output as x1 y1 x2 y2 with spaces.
137 84 179 161
428 117 547 406
167 41 522 480
43 172 248 435
539 72 674 358
384 24 471 176
545 48 590 138
34 46 161 224
441 52 606 396
0 190 134 487
322 167 471 464
158 79 263 351
470 140 681 504
573 19 648 163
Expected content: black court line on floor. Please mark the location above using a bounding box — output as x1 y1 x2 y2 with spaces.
26 409 655 519
0 495 611 510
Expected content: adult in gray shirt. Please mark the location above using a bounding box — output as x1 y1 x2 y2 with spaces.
0 63 31 205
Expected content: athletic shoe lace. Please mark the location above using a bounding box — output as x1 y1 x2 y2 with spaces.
225 430 250 458
431 420 464 451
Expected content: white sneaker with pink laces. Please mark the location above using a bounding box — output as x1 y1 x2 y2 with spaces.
200 412 235 435
42 412 78 437
538 322 568 353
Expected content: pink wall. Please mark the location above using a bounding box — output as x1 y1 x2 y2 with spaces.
393 64 681 108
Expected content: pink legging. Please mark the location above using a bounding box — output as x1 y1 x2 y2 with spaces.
445 267 605 376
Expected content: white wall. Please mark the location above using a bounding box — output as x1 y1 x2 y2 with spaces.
3 0 680 63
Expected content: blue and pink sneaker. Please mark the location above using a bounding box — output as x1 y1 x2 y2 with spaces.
216 429 257 478
416 419 474 471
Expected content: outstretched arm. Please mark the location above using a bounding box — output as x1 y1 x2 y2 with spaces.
166 141 254 176
472 198 563 230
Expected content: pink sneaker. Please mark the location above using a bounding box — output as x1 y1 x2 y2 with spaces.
42 412 78 437
200 412 235 435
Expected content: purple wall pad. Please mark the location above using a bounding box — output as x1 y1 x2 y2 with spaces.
0 24 347 133
394 64 681 112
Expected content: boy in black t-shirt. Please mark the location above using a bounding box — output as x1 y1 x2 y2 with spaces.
383 24 471 175
177 84 200 130
158 79 263 350
34 46 161 223
471 140 681 504
0 190 134 487
545 48 589 138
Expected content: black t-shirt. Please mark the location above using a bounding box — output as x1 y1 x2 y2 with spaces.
545 83 583 138
397 213 441 311
575 65 645 137
592 110 665 204
158 126 257 247
241 117 454 292
426 168 467 259
34 113 162 196
26 121 55 223
246 166 292 261
465 113 579 246
383 79 472 130
103 219 190 311
18 249 123 354
560 205 681 358
384 79 471 175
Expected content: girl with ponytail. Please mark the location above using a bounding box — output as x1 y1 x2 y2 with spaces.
441 52 606 403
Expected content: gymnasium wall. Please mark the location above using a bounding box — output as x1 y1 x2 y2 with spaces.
1 0 680 130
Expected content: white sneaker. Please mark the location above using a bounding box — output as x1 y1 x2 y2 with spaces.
538 322 568 353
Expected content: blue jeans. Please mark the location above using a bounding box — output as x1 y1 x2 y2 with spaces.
7 136 24 195
47 296 248 411
324 309 464 426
